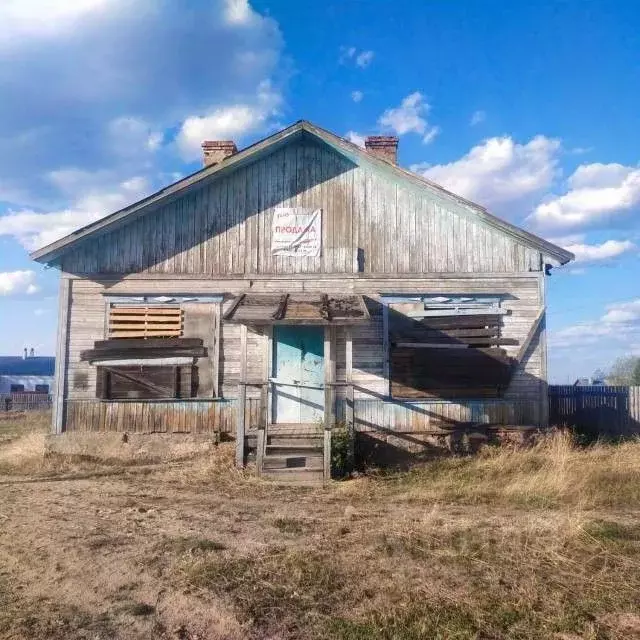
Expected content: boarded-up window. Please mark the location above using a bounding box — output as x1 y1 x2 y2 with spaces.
387 297 515 399
108 306 183 339
96 365 196 400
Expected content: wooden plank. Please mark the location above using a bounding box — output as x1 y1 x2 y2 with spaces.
212 303 221 397
390 328 500 339
109 330 183 338
108 323 181 331
382 304 390 393
323 427 331 484
53 277 72 434
93 337 203 350
236 324 247 468
223 293 246 320
395 338 519 347
345 327 354 468
271 293 289 320
110 308 181 316
515 308 545 364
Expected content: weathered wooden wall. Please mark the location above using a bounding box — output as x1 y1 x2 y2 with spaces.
64 398 266 434
61 274 546 432
61 137 542 276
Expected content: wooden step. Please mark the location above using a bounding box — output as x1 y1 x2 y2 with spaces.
260 468 324 484
266 444 322 456
262 454 323 470
266 436 323 448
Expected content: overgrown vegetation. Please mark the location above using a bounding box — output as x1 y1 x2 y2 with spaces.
331 421 351 478
1 415 640 639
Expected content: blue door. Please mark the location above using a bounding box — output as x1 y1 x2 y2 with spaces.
272 326 324 424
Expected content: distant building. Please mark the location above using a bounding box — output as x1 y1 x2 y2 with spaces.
0 350 55 394
573 376 606 387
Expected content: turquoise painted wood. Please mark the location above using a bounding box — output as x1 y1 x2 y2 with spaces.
272 325 324 423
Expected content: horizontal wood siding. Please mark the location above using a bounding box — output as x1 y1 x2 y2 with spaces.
61 138 542 276
62 275 545 432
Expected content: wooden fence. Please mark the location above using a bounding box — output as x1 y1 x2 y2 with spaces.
548 386 640 438
0 393 53 412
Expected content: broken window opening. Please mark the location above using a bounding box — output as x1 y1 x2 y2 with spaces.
384 295 517 400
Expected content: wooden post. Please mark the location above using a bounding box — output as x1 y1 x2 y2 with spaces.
211 303 221 398
52 277 72 435
538 272 549 428
345 327 355 469
324 326 336 482
256 382 268 475
382 303 390 396
236 324 247 468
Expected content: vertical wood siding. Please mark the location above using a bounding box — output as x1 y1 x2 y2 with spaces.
61 138 541 276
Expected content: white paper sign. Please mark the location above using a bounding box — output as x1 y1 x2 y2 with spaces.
271 208 322 257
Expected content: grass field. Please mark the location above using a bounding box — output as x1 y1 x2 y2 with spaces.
0 412 639 639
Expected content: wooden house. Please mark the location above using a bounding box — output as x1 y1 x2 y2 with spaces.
31 121 573 481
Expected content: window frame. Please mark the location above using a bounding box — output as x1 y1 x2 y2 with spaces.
382 294 509 400
95 294 225 401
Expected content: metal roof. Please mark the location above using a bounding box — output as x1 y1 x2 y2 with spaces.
30 120 574 266
0 357 55 376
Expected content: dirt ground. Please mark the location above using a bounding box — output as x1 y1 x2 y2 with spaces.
0 413 639 639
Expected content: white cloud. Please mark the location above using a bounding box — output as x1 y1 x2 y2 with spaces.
339 46 374 68
470 110 486 126
528 162 640 231
176 81 282 160
223 0 259 25
107 117 164 155
602 299 640 324
562 239 637 264
0 0 119 47
417 135 561 215
351 90 363 103
378 92 439 144
550 298 640 350
422 126 440 145
0 172 150 250
345 131 365 148
355 50 374 68
0 1 283 207
0 270 39 296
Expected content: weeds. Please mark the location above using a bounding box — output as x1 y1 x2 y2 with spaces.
272 516 305 534
183 547 346 633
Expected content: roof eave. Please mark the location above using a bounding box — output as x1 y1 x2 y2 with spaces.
30 118 573 267
30 120 309 264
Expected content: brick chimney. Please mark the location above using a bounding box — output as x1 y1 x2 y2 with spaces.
202 141 238 167
364 136 399 165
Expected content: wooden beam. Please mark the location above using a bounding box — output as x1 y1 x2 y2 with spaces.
223 293 245 321
271 293 289 320
515 308 545 365
236 324 248 468
52 277 71 435
320 294 331 321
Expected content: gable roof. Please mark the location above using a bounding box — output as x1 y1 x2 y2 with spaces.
30 120 573 266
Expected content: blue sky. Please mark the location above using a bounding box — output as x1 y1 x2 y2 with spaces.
0 0 639 382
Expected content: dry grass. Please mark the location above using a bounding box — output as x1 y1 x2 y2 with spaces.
0 417 639 639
